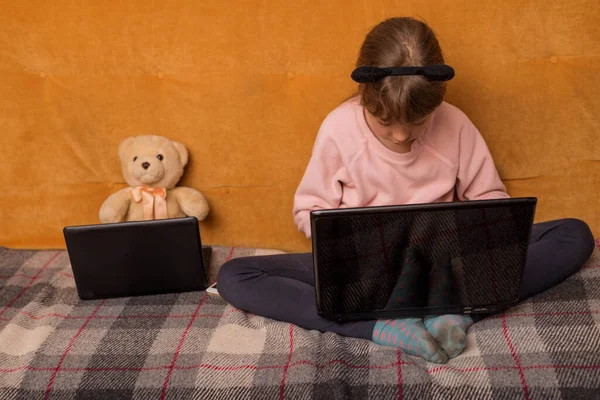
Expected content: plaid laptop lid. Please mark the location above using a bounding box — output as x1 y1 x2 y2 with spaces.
311 198 536 319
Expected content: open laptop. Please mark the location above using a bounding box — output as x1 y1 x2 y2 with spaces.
310 198 537 322
63 217 211 300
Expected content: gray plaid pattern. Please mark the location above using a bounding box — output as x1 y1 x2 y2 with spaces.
0 242 599 400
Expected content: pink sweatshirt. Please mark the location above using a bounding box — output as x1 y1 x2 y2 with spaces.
293 97 509 238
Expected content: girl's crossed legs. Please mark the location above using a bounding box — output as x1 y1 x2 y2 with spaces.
217 219 594 363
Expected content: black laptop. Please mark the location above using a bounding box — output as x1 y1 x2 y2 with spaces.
63 217 211 300
310 198 537 322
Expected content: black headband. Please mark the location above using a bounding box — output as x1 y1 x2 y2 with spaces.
351 64 455 83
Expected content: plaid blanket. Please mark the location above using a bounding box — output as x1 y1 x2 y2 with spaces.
1 242 599 400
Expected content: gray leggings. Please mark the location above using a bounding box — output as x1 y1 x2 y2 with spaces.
217 219 595 340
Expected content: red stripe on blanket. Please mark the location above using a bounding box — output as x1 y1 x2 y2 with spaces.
279 324 295 400
0 252 60 318
160 293 208 400
502 315 530 400
226 247 235 262
2 361 600 374
396 349 403 400
44 299 105 400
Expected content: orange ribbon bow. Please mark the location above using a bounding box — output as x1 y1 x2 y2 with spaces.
131 186 168 220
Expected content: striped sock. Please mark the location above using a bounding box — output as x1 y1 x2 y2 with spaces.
423 314 473 358
372 318 448 364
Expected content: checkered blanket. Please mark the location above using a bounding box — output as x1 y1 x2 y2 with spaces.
1 243 599 400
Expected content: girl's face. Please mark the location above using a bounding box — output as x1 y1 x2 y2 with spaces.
364 109 432 154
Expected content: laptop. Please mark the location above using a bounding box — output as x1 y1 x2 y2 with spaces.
63 217 211 300
310 197 537 322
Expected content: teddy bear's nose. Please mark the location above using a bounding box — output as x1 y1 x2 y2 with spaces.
142 162 150 170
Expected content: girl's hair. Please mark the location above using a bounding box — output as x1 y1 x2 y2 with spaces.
356 17 447 124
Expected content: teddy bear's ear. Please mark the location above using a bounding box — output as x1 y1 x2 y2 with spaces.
172 141 189 166
118 137 136 162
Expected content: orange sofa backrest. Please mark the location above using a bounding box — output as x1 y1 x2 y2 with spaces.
1 1 598 251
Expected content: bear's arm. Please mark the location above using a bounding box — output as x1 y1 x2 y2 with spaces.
171 187 209 221
99 188 132 223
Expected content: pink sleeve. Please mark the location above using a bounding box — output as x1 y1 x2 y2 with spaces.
456 121 510 201
293 121 348 238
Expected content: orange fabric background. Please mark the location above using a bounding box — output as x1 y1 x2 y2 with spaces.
1 1 599 252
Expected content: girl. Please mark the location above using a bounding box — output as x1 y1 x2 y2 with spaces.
217 17 595 364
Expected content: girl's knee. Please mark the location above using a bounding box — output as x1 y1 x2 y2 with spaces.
216 258 248 304
561 218 595 265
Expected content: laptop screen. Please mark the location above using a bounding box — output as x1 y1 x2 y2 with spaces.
312 200 535 317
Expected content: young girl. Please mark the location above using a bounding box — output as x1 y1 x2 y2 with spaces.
217 17 595 364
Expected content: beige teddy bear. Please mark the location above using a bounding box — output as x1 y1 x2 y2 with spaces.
99 135 209 223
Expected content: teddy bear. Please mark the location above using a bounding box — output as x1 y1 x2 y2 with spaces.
99 135 210 223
